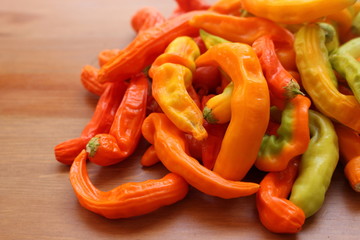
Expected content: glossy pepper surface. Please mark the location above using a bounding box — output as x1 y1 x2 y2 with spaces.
256 158 305 234
70 150 189 219
149 37 207 141
295 23 360 132
241 0 356 24
256 95 311 172
196 42 270 181
141 113 260 199
334 123 360 192
97 10 205 83
86 73 148 166
289 110 339 218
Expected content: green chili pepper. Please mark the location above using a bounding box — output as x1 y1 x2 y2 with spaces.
289 110 339 218
330 37 360 103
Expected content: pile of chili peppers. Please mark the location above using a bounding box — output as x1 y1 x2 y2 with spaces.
54 0 360 234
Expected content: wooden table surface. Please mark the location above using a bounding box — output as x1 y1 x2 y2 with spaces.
1 0 359 239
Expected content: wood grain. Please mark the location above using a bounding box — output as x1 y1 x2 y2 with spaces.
1 1 359 239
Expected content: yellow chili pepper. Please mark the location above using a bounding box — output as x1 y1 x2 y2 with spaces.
241 0 356 24
196 42 270 181
149 37 207 141
295 23 360 132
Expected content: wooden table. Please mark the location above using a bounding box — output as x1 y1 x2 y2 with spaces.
1 0 359 239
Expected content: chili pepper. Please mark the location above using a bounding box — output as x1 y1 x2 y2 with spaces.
289 110 339 218
203 82 233 124
192 65 222 94
130 6 166 34
196 42 270 181
209 0 242 15
70 150 189 219
86 73 148 166
189 11 294 46
334 123 360 192
54 81 126 165
140 145 160 167
171 0 210 18
326 7 354 43
256 158 305 234
241 0 356 24
98 49 121 68
330 37 360 103
201 122 228 170
256 95 311 172
266 120 280 136
80 65 110 96
295 23 360 132
97 10 205 83
142 113 260 199
149 36 201 76
252 35 303 110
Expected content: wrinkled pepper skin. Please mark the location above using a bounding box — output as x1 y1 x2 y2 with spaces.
196 42 270 181
130 6 166 34
189 12 294 46
289 110 339 218
256 158 305 234
241 0 356 24
295 23 360 132
86 73 148 166
334 123 360 192
252 35 303 110
98 49 121 68
141 113 260 199
256 95 311 172
70 150 189 219
80 65 110 96
97 10 206 83
330 37 360 103
54 81 126 165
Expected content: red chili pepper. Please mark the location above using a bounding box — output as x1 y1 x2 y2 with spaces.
130 6 166 34
80 65 110 96
171 0 210 17
86 73 148 166
54 81 127 165
252 35 303 109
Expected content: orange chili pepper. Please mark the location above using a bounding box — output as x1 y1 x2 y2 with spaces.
98 49 121 68
86 73 148 166
97 10 205 83
334 123 360 192
171 0 210 17
142 113 260 199
80 65 110 96
189 12 294 46
70 150 189 219
141 145 160 167
256 158 305 234
131 6 166 34
256 95 311 172
196 42 270 181
54 81 127 165
209 0 242 15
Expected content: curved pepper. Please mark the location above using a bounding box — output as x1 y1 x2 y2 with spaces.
295 23 360 132
97 10 206 83
149 36 207 141
86 73 148 166
241 0 356 24
196 42 270 180
70 150 189 219
289 110 339 218
189 11 294 46
330 37 360 103
256 95 311 172
334 123 360 192
98 49 121 68
256 158 305 234
141 113 260 199
209 0 242 15
54 81 126 165
252 35 303 110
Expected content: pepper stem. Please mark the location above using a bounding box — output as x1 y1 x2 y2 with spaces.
86 137 100 158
